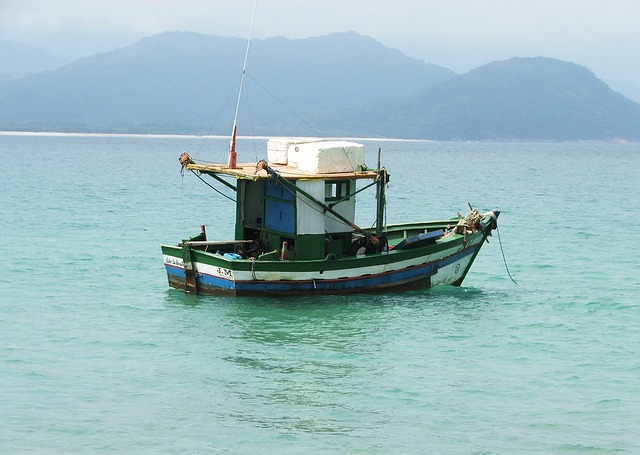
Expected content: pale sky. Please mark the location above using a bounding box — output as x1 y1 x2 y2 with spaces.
2 0 639 101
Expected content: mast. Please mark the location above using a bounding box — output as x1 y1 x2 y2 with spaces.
375 147 387 234
228 0 259 169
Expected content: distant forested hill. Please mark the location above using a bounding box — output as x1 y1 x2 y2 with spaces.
1 32 639 141
329 57 640 141
0 31 453 135
0 40 63 78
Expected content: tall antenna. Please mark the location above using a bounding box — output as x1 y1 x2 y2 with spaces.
228 0 259 169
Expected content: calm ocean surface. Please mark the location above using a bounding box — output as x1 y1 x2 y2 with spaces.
1 133 639 454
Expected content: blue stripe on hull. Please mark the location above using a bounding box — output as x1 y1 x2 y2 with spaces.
165 244 480 296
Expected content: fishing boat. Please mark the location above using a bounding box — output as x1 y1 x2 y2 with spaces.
161 136 499 296
160 3 499 296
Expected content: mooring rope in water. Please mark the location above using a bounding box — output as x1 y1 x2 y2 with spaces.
496 224 517 284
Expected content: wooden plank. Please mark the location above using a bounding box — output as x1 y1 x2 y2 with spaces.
181 245 199 294
186 162 377 181
180 240 253 247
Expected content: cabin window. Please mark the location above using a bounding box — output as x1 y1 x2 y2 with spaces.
325 181 350 201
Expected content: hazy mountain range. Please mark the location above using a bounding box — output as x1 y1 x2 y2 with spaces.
1 31 639 141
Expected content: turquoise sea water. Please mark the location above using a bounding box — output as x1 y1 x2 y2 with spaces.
1 133 639 454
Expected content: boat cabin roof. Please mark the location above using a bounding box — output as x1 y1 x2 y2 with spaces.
185 161 378 182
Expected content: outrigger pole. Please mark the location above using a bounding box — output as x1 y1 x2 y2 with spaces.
228 0 259 169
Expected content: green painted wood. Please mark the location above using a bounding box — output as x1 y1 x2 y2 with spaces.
295 234 326 260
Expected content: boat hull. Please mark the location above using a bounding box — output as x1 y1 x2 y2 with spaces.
161 221 493 296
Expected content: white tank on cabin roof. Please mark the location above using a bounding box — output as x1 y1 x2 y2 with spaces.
292 140 365 173
267 138 365 173
266 137 321 165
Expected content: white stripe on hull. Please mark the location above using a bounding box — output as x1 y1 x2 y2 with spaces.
164 235 483 285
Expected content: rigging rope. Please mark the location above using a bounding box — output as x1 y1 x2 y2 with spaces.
197 76 242 155
190 170 236 203
245 73 325 137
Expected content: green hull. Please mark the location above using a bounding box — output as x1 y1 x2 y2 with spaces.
161 216 498 296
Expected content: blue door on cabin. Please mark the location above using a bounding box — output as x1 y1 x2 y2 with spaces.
264 180 295 235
